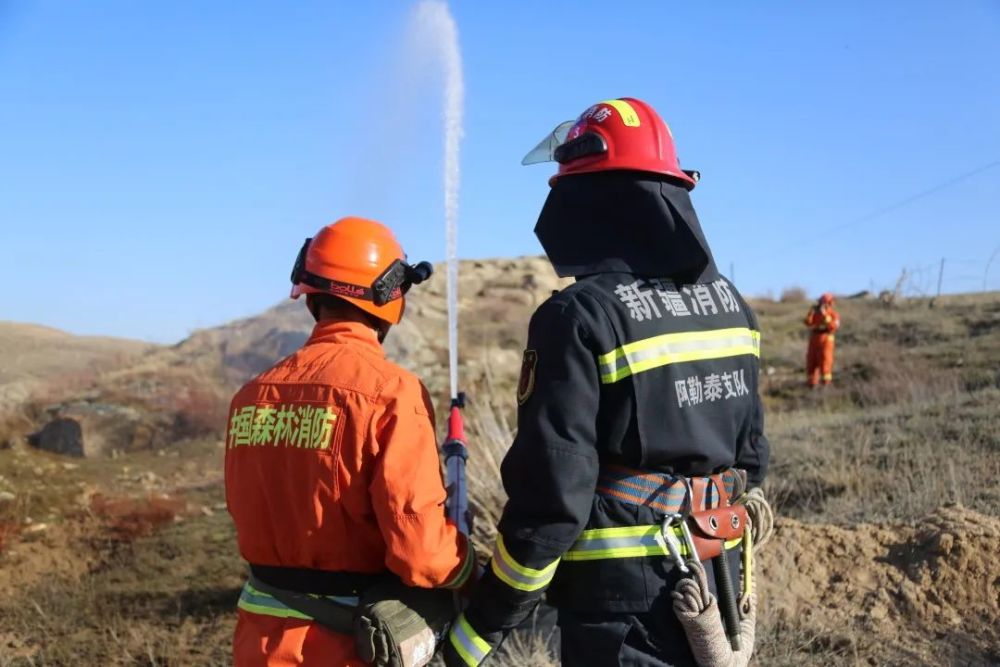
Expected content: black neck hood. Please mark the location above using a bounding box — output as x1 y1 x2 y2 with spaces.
534 172 719 283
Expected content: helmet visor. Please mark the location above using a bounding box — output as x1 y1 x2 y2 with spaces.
521 120 576 165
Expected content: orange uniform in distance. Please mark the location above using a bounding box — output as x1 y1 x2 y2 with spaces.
226 320 472 666
804 294 840 387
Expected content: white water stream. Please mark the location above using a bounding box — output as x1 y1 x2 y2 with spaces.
410 0 464 399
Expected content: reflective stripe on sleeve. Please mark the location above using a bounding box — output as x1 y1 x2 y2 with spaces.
489 534 559 592
563 525 741 562
448 613 491 666
598 327 761 384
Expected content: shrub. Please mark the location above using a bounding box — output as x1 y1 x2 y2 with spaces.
89 493 186 542
779 286 809 303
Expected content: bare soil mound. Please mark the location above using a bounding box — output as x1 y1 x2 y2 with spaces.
760 505 1000 665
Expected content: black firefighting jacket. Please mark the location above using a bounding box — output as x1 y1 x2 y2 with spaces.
443 270 769 666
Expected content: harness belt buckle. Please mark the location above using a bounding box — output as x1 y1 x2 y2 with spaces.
660 513 689 574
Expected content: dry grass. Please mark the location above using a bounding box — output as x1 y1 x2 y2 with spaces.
463 369 517 554
753 614 862 666
0 286 997 665
765 388 1000 524
0 505 240 666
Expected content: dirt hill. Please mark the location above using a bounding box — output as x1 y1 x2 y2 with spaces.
761 506 1000 665
166 255 568 397
0 322 155 407
0 261 998 665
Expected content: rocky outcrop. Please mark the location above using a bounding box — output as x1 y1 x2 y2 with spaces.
27 418 84 457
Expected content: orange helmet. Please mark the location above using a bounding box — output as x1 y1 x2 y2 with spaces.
289 217 432 325
819 292 835 305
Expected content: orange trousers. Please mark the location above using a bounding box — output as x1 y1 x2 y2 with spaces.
806 333 835 386
233 610 366 667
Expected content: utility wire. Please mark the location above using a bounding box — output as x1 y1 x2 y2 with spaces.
778 159 1000 251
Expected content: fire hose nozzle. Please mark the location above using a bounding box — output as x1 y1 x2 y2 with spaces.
445 392 467 451
443 390 470 536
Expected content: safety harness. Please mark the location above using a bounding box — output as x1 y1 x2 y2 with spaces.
565 466 746 563
238 572 358 628
237 562 469 667
579 464 753 656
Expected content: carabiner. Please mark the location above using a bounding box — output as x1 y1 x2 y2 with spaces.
660 513 689 574
677 478 700 564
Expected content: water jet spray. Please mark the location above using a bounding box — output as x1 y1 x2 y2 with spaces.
409 0 469 536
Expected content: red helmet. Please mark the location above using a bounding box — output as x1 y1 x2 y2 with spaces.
523 97 698 188
819 292 835 305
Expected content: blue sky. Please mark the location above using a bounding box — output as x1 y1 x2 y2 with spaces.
1 1 998 342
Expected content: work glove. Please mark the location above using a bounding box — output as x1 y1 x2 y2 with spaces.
741 487 774 550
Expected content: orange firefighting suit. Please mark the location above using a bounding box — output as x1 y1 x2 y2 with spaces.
804 303 840 386
225 319 474 666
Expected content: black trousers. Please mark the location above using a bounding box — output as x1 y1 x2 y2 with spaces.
559 605 697 667
557 550 742 667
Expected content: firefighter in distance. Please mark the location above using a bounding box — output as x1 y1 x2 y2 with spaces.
804 292 840 387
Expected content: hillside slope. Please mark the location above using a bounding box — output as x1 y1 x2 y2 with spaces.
0 322 154 385
0 322 156 415
0 263 998 665
167 255 568 397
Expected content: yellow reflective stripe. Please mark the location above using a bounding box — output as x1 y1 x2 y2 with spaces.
237 599 313 620
742 528 752 600
490 534 559 592
244 582 359 606
598 328 761 384
601 99 641 127
563 525 740 562
238 583 313 620
574 525 661 539
563 544 666 561
448 613 491 666
563 525 666 561
562 537 741 561
237 581 358 621
245 583 272 598
598 327 760 366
